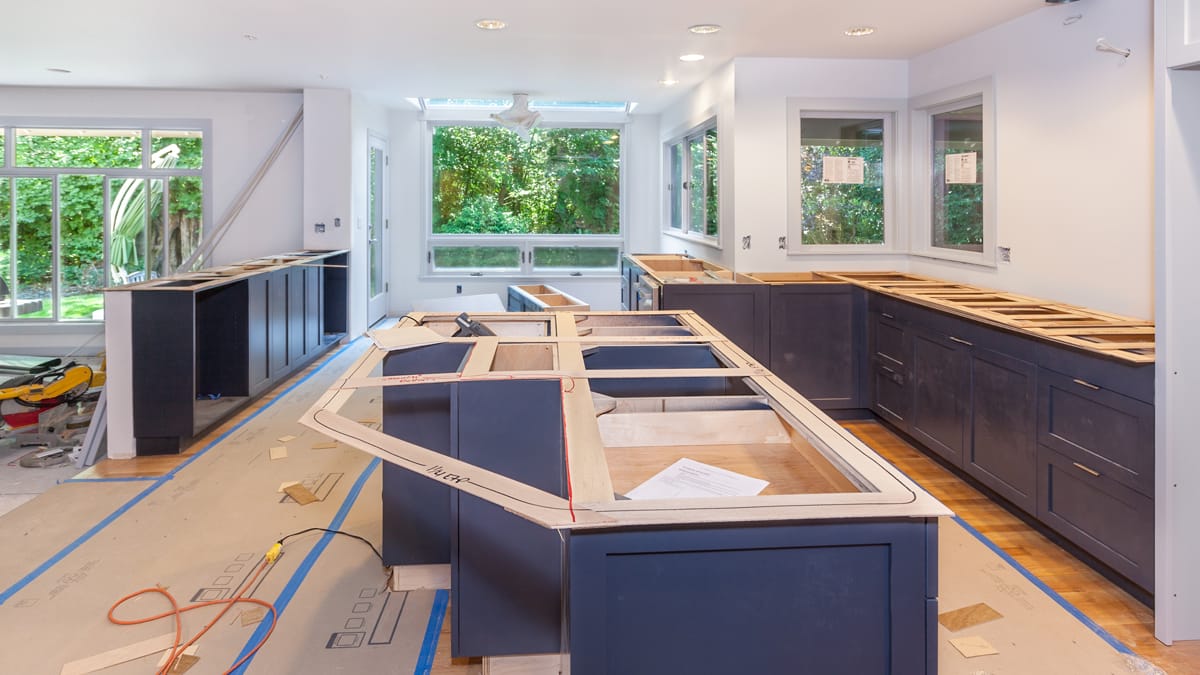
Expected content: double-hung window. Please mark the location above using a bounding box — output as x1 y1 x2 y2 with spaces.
0 122 208 321
664 121 719 242
425 103 625 276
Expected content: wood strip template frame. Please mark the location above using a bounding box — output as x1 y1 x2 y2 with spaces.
299 311 950 532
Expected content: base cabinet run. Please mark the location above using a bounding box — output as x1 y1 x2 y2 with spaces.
867 293 1154 591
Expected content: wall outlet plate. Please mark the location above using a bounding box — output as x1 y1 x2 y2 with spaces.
998 246 1012 263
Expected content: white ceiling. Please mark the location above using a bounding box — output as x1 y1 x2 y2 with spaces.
5 0 1051 113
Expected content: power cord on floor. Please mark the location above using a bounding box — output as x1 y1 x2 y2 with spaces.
105 529 383 674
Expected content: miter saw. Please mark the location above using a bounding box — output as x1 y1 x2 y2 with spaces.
0 362 94 430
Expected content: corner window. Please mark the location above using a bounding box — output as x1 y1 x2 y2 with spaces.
911 79 995 265
0 123 208 322
664 121 719 242
786 104 899 253
426 124 622 275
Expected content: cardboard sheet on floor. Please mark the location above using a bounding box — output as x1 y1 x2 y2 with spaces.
0 341 432 675
938 602 1003 632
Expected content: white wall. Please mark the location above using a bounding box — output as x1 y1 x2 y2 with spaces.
908 0 1153 319
0 86 304 354
730 57 912 274
657 63 736 268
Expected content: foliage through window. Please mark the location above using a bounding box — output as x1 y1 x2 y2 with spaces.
428 124 622 274
798 116 885 246
0 125 205 321
665 122 719 240
931 104 984 252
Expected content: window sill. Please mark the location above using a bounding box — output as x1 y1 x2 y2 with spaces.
419 272 621 282
786 244 901 256
663 230 722 250
909 249 998 269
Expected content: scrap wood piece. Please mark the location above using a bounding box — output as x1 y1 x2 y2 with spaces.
389 564 451 592
156 645 199 674
277 434 297 443
269 446 288 460
60 632 176 675
240 607 266 626
939 602 1004 632
278 480 301 493
283 483 319 505
311 440 339 449
949 635 999 658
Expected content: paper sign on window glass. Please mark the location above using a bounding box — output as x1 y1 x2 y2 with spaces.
945 152 978 184
822 156 865 185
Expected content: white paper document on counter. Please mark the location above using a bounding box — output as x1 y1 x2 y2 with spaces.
625 458 769 500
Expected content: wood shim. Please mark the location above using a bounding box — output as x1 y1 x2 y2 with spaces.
269 446 288 460
60 632 177 675
240 607 267 626
939 602 1004 632
389 564 451 592
277 434 297 443
949 635 1000 658
283 483 319 505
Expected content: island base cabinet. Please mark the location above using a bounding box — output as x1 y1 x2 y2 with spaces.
1037 446 1154 590
568 519 938 675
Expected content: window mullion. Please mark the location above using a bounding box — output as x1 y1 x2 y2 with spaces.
51 174 61 321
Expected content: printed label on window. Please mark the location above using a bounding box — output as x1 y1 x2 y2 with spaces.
822 156 865 185
945 152 978 184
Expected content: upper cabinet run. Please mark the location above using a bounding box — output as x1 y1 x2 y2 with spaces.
1167 0 1200 68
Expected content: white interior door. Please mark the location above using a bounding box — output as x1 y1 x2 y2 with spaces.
367 135 388 324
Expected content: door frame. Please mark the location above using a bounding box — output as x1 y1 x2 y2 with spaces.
366 132 389 325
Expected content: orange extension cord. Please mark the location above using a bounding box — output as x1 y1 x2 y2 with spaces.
106 556 279 675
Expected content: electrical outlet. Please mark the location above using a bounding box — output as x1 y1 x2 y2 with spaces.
456 285 463 294
314 222 325 233
998 246 1012 263
741 235 751 250
778 236 787 250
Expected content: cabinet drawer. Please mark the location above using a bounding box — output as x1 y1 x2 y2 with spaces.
870 360 910 430
870 312 909 368
1038 369 1153 496
1037 446 1153 590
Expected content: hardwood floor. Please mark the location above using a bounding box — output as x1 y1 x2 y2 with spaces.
843 420 1200 674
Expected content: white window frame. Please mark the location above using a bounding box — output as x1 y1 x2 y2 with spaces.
662 118 720 247
910 78 997 267
785 99 905 254
0 117 212 324
421 119 626 279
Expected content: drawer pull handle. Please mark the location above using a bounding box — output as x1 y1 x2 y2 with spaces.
881 312 895 319
949 336 974 347
880 365 896 375
1072 462 1102 478
1072 378 1101 391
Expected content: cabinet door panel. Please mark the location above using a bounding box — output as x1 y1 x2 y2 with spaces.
910 332 968 465
769 285 863 409
871 313 908 368
872 362 911 429
1038 446 1153 589
1038 369 1153 496
968 349 1037 514
304 266 321 354
662 285 771 364
268 270 289 378
247 275 271 395
286 268 305 364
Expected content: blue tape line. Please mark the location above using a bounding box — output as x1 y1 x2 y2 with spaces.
61 476 162 483
229 457 381 674
951 515 1135 655
0 338 361 606
414 590 450 675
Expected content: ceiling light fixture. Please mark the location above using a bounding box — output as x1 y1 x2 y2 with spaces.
475 19 507 30
46 67 72 74
679 53 705 62
658 78 679 87
688 24 722 35
844 26 876 37
491 94 542 140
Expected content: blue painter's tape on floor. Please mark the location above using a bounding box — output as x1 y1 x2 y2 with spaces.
951 515 1135 655
228 457 381 674
415 589 450 675
0 338 361 606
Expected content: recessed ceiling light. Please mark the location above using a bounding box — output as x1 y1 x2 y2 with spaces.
658 78 679 87
475 19 507 30
844 26 876 37
688 24 722 35
46 67 72 74
679 53 705 62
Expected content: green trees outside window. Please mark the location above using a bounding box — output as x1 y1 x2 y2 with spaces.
0 128 203 320
799 117 885 246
